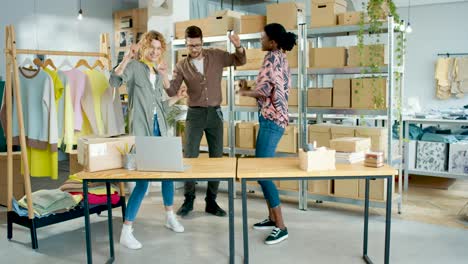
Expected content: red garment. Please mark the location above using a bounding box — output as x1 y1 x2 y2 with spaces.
70 191 120 205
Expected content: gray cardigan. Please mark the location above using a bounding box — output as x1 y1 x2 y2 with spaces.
109 60 170 137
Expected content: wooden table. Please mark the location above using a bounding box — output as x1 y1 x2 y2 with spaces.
75 157 237 264
237 157 397 264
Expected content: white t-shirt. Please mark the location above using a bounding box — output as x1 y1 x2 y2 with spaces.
191 58 204 75
149 73 156 90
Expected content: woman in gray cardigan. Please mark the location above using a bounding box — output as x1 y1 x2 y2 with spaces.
110 30 187 250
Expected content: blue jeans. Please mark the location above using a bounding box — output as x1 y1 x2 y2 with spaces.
125 113 175 222
255 114 284 208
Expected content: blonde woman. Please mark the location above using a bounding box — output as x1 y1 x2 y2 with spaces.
110 30 187 250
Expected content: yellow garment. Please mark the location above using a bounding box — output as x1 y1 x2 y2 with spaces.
63 82 75 152
87 187 118 195
140 59 156 69
43 68 64 105
84 70 109 135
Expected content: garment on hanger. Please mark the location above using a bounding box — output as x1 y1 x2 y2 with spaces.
101 81 126 137
0 68 58 151
435 58 454 100
82 69 109 135
452 57 468 97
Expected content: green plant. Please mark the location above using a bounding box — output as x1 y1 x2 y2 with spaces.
356 0 405 113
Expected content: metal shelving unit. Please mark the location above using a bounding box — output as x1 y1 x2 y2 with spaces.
403 117 468 191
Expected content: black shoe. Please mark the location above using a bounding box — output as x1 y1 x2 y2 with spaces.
265 227 288 245
205 201 226 217
253 218 276 230
177 200 194 217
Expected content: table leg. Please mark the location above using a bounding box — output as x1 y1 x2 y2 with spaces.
83 180 93 264
228 179 235 264
242 179 249 264
363 178 370 263
106 182 115 262
385 176 393 264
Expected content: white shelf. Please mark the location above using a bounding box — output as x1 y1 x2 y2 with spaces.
307 23 394 38
407 170 468 179
173 35 227 45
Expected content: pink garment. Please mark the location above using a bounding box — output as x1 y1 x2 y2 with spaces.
62 69 89 131
70 191 121 205
255 50 291 128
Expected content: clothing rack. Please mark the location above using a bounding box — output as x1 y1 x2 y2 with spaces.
437 52 468 57
3 25 125 249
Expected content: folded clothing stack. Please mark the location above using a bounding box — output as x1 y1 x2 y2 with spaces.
17 189 82 217
365 152 384 168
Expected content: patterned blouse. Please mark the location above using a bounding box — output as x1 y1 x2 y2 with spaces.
255 50 291 128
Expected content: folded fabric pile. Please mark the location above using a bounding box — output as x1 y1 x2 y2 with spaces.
59 174 121 205
17 189 82 217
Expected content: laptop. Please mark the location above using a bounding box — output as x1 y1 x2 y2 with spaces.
135 136 189 172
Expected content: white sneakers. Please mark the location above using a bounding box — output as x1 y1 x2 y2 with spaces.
120 224 143 250
165 211 185 233
120 212 184 250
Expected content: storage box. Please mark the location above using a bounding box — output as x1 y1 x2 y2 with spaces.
286 45 302 68
0 183 25 207
267 2 306 30
358 177 394 201
309 124 332 147
69 150 83 175
308 88 333 107
235 80 258 106
308 180 331 195
221 79 227 106
310 47 346 68
337 11 364 26
355 127 388 154
77 136 135 172
416 141 448 172
175 10 241 39
236 48 267 70
351 78 387 109
348 44 386 67
299 147 336 171
177 49 188 63
288 88 299 106
0 152 23 185
235 15 266 34
223 122 229 147
235 122 256 149
311 0 347 28
330 126 355 139
334 179 359 198
330 137 371 153
279 180 299 191
277 125 298 153
333 79 351 108
448 142 468 174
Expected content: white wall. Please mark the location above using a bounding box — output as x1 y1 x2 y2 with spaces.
398 2 468 110
0 0 138 79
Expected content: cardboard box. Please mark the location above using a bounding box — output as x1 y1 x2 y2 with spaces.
236 48 267 70
309 124 332 147
337 11 364 26
69 150 83 175
286 45 302 68
279 180 299 191
351 78 387 109
288 88 299 106
334 179 359 198
355 127 388 154
200 133 208 147
0 183 25 207
235 80 257 106
448 142 468 174
175 10 242 39
330 126 355 139
333 79 351 108
299 147 336 171
223 122 229 147
358 177 394 201
277 125 298 153
77 136 135 172
308 88 333 107
311 0 347 28
236 122 256 149
330 137 371 153
236 15 266 34
416 141 448 172
310 47 346 68
308 180 331 195
177 49 188 63
0 152 23 185
348 44 386 67
221 79 227 106
267 2 306 30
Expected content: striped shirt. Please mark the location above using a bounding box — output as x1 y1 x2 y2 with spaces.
255 50 291 128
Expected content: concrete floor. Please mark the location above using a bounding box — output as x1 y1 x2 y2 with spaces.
1 189 468 264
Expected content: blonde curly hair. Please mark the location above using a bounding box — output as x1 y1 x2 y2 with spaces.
137 30 167 60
